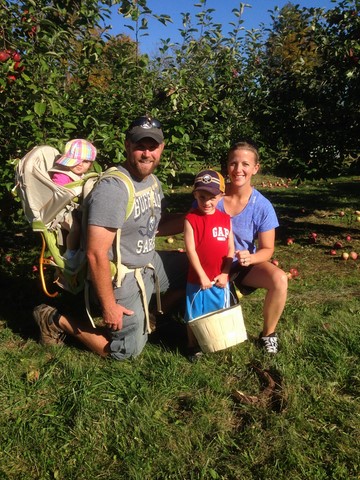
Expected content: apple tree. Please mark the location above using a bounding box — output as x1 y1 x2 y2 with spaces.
249 0 359 179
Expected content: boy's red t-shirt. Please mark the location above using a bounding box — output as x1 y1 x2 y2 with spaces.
185 208 231 284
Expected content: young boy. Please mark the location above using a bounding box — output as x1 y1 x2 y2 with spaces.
184 169 234 361
50 139 97 258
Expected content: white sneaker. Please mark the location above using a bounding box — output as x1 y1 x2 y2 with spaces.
259 332 278 354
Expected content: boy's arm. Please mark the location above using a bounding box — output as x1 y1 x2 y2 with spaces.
214 226 235 287
184 219 213 289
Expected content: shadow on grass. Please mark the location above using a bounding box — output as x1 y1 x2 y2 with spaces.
148 309 189 357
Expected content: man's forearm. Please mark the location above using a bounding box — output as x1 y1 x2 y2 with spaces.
88 254 117 311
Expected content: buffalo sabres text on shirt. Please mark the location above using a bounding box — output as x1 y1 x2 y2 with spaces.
134 189 162 254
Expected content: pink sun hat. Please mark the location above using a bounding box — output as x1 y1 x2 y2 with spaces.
56 139 97 167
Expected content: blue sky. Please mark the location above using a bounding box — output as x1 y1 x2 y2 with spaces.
106 0 337 55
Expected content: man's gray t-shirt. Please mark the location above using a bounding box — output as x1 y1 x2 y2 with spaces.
87 165 164 268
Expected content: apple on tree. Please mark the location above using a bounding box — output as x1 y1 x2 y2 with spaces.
0 50 11 62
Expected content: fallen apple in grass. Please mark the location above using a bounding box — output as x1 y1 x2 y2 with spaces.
167 237 174 244
329 249 337 256
350 251 358 260
339 211 345 217
289 268 299 278
345 235 351 242
334 241 343 249
342 252 349 260
309 232 317 243
286 237 295 245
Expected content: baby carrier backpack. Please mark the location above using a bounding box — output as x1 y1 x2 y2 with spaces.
14 145 140 324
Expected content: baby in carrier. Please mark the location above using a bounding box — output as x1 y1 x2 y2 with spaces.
49 139 97 260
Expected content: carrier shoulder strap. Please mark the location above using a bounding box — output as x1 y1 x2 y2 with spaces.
99 167 136 221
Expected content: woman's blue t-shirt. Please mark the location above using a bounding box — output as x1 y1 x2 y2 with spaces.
217 188 279 255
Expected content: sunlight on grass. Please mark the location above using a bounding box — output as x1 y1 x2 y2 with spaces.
0 175 359 479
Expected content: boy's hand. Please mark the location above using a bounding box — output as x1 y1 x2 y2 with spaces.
199 275 213 290
214 273 229 288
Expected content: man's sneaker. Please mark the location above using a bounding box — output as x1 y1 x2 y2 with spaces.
259 332 278 354
33 304 65 345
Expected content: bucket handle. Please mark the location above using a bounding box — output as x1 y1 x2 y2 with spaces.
189 284 237 321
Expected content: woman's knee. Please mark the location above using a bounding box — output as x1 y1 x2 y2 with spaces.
273 268 288 292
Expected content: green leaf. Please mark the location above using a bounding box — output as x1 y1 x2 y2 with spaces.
34 102 46 116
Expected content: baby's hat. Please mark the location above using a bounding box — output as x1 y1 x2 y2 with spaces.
56 139 97 167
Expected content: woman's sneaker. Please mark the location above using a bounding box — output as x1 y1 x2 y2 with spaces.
259 332 278 354
33 304 65 345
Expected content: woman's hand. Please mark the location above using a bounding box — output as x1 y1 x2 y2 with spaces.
236 249 252 267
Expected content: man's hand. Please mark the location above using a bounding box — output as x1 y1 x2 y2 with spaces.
102 303 134 331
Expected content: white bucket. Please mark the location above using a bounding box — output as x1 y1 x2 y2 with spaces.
188 289 247 353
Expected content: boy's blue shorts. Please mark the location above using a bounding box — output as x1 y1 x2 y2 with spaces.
184 283 230 323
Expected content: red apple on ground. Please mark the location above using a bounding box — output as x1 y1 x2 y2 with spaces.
339 211 345 217
350 251 358 260
329 249 337 256
309 232 317 243
345 235 351 242
342 252 349 260
289 268 299 278
334 241 343 249
7 74 16 83
286 237 294 245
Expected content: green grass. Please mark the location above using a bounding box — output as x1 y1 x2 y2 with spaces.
0 175 359 479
